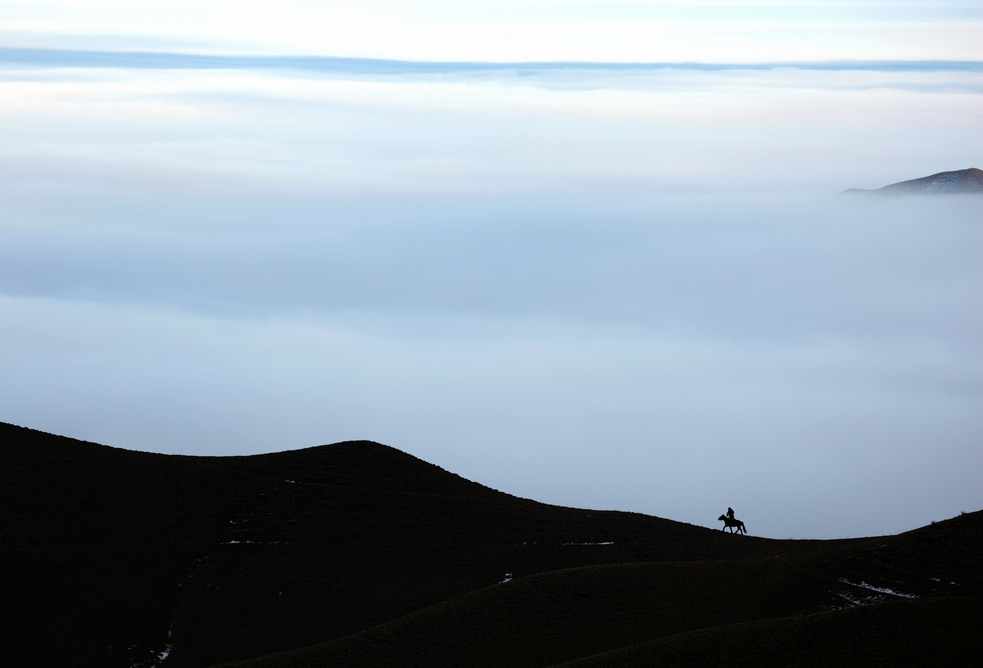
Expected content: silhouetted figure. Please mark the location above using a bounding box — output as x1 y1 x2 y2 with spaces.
718 512 746 535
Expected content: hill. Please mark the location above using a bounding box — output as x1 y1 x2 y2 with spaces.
841 167 983 195
2 421 980 667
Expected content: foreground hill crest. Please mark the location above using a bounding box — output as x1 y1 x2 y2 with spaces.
2 421 981 667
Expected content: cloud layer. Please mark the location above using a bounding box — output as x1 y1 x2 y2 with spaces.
1 57 981 538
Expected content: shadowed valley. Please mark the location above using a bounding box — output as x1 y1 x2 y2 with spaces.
2 421 980 667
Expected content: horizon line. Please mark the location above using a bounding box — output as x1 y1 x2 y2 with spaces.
2 47 982 74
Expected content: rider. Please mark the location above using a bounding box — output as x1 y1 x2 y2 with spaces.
726 507 735 520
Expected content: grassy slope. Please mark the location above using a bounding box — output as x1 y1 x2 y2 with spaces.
2 421 979 667
215 558 833 667
558 596 983 667
218 513 983 667
1 423 265 667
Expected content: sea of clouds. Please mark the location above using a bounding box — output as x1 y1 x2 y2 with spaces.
1 55 980 538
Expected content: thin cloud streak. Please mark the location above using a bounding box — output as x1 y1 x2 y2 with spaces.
3 47 983 73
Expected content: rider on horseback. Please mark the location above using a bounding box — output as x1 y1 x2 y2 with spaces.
719 507 746 534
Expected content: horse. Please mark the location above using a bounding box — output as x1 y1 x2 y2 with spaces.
718 514 746 535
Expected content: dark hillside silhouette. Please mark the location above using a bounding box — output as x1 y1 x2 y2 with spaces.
2 421 980 667
841 167 983 195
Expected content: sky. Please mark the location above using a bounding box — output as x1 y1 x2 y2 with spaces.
1 2 981 539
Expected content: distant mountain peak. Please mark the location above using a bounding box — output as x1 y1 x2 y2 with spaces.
841 167 983 195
